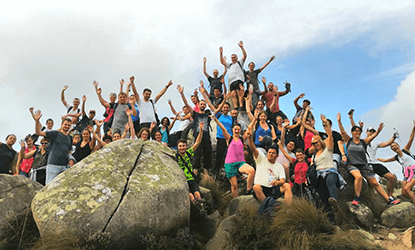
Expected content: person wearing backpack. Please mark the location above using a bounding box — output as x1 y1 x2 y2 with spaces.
219 41 247 111
61 85 81 119
378 122 415 204
337 113 399 206
211 116 255 198
203 57 227 96
176 122 204 203
93 81 117 133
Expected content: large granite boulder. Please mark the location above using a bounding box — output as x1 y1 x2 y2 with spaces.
381 202 415 228
223 195 261 217
347 202 375 229
205 214 237 250
31 140 190 246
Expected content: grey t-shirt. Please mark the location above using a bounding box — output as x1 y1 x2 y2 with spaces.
111 103 131 134
247 69 262 93
45 130 72 166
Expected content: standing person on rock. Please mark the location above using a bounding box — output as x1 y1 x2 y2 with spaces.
0 134 17 175
15 135 37 177
34 110 73 184
378 121 415 204
203 57 227 96
220 41 247 110
176 122 204 203
21 138 49 185
246 56 275 108
337 113 400 206
93 81 117 133
61 85 81 118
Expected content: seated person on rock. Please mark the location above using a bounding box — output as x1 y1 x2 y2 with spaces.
175 122 204 203
246 128 292 206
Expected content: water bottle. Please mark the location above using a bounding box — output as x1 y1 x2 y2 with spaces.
393 128 400 139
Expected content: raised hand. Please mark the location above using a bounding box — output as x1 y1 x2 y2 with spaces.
199 80 204 87
167 80 173 88
198 86 205 94
128 98 135 106
238 41 244 48
193 88 198 96
29 107 34 112
270 55 275 61
177 85 184 94
20 140 26 148
150 121 157 129
219 47 223 53
62 85 68 91
82 95 87 102
34 110 42 121
125 108 133 116
203 57 207 63
87 125 93 133
120 79 124 86
358 120 364 128
95 120 104 127
199 122 204 130
93 81 98 88
320 114 327 122
377 122 385 132
262 77 266 84
337 113 341 121
97 88 102 95
299 93 305 98
130 76 135 83
124 123 130 130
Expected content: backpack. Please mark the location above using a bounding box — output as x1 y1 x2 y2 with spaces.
258 196 279 217
175 151 196 179
229 61 248 82
67 106 80 114
306 153 317 187
395 149 415 167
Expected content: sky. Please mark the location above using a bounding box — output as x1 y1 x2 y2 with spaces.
1 1 415 178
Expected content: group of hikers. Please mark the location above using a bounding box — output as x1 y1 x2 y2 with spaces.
1 41 415 224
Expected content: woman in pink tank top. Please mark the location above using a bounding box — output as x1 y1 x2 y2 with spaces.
212 116 255 198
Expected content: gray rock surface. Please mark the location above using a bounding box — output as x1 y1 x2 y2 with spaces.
205 214 237 250
380 202 415 228
347 202 375 229
31 140 190 244
223 195 261 217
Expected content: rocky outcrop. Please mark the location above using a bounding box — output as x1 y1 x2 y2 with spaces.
381 202 415 228
31 140 190 246
223 195 261 217
205 214 237 250
347 202 375 229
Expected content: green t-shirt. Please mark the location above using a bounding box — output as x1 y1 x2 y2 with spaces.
176 148 194 181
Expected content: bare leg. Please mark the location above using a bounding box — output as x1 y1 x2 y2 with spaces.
189 193 195 203
281 182 292 206
403 179 415 204
349 170 362 197
383 172 395 197
229 176 238 198
367 177 389 201
231 90 238 109
239 163 255 191
253 184 266 202
194 191 202 201
237 89 244 109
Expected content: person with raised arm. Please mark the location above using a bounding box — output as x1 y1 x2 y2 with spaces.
15 135 37 177
220 41 247 110
246 56 275 107
203 57 227 96
176 122 205 203
72 125 96 162
74 95 96 134
61 85 81 118
93 81 117 133
349 110 396 196
0 135 17 175
246 128 292 205
378 121 415 203
34 110 73 184
292 93 314 128
178 84 212 172
337 113 400 206
211 115 255 197
200 83 233 178
267 83 290 124
167 100 192 148
21 137 49 185
261 77 290 111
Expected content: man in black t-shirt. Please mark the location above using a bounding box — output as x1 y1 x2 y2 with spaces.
0 135 17 174
74 95 96 133
178 84 212 172
34 111 73 184
203 57 227 96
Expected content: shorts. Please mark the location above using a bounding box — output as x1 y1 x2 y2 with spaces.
347 164 375 179
255 185 284 199
371 163 390 177
224 161 245 178
230 80 244 92
187 180 200 194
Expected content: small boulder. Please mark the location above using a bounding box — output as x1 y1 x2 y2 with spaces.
402 226 415 248
347 202 375 229
223 195 261 217
205 214 237 250
380 202 415 228
388 233 397 240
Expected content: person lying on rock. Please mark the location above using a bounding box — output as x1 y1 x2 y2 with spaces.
378 121 415 204
175 122 204 203
246 128 292 206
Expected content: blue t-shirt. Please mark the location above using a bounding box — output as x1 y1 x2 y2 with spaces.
255 124 271 146
131 104 140 122
160 127 169 144
216 113 233 139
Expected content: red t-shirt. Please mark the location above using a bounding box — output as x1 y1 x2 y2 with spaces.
291 158 309 184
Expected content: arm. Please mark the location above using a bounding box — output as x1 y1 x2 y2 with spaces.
348 110 357 127
93 81 110 109
338 140 347 162
285 118 301 130
404 121 415 152
211 115 231 141
130 76 140 102
221 77 227 95
119 79 124 95
149 121 157 135
363 123 384 145
301 107 319 135
260 77 268 95
203 57 210 78
15 141 26 174
168 115 179 131
293 93 304 110
199 81 210 98
321 114 333 151
191 122 204 151
277 140 294 165
270 124 277 141
245 92 254 121
87 125 96 149
154 80 173 103
168 100 178 116
246 128 259 160
377 156 397 163
34 110 46 137
238 41 247 62
269 87 279 111
61 85 68 107
259 55 275 71
81 95 87 116
128 99 137 117
277 85 290 97
219 47 226 66
379 135 396 148
337 113 350 143
177 85 193 115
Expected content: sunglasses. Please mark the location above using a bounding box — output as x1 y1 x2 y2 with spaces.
311 142 318 145
41 142 48 145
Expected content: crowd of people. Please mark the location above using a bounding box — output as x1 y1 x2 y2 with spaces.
1 41 414 224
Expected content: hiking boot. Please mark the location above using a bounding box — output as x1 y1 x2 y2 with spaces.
328 197 339 213
245 189 253 196
352 195 360 206
387 198 401 206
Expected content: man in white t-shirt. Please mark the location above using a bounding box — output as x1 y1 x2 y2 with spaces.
220 41 247 110
61 85 81 118
247 129 292 205
130 76 172 129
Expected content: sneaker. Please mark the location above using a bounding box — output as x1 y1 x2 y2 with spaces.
352 199 359 206
245 189 253 196
387 198 401 206
328 197 339 213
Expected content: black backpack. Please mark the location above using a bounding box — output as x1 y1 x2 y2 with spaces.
228 61 248 83
175 151 196 179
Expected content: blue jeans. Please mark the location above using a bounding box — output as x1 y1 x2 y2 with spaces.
46 164 67 184
19 171 30 178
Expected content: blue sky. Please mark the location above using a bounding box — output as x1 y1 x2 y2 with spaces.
1 1 415 179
